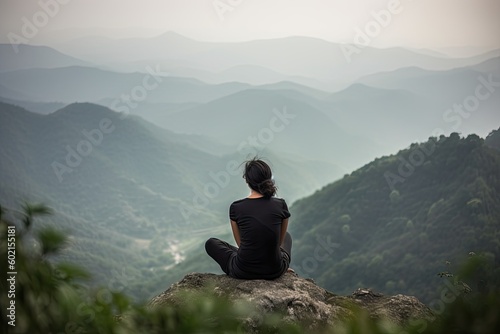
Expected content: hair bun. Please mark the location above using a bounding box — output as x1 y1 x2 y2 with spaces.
257 179 277 198
243 157 277 197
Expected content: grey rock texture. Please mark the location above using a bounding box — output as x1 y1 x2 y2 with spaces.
149 272 435 330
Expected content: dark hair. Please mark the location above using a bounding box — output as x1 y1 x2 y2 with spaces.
243 158 277 198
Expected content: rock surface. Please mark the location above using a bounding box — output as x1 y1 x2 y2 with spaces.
149 272 435 330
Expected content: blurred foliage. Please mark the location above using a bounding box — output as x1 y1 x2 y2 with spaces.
1 202 500 333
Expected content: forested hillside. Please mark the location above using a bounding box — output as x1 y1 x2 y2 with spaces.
290 131 500 303
0 101 340 300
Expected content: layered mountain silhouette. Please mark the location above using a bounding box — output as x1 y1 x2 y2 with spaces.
0 43 89 72
1 32 498 304
0 66 250 104
1 43 497 161
54 32 500 89
0 101 341 299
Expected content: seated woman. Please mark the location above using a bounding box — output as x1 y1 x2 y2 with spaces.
205 158 292 279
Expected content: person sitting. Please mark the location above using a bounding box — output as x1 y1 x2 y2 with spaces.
205 158 292 279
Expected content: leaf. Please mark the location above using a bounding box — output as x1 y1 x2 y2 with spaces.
55 262 91 282
0 204 5 220
21 202 53 229
23 202 53 216
37 227 67 255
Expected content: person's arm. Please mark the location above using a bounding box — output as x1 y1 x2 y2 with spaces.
230 220 241 247
279 218 289 247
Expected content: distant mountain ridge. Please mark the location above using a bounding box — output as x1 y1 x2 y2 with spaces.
0 44 89 72
2 58 498 166
162 87 384 169
355 62 500 138
53 33 500 90
0 65 251 103
0 96 66 114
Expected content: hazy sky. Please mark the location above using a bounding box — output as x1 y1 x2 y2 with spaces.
1 0 499 51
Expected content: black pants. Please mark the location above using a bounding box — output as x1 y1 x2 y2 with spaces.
205 232 292 276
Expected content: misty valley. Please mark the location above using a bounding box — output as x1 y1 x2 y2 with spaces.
0 31 499 333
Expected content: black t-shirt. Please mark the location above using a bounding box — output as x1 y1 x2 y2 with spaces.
229 197 291 279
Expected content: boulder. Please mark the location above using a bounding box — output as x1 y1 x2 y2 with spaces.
148 272 435 331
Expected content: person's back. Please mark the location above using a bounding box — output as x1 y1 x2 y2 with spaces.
229 196 290 279
205 158 292 279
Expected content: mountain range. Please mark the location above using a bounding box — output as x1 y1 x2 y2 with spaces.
1 44 498 169
0 101 341 299
1 32 499 302
0 43 89 72
52 32 500 90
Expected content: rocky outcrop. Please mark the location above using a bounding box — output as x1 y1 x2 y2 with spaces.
148 272 435 331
